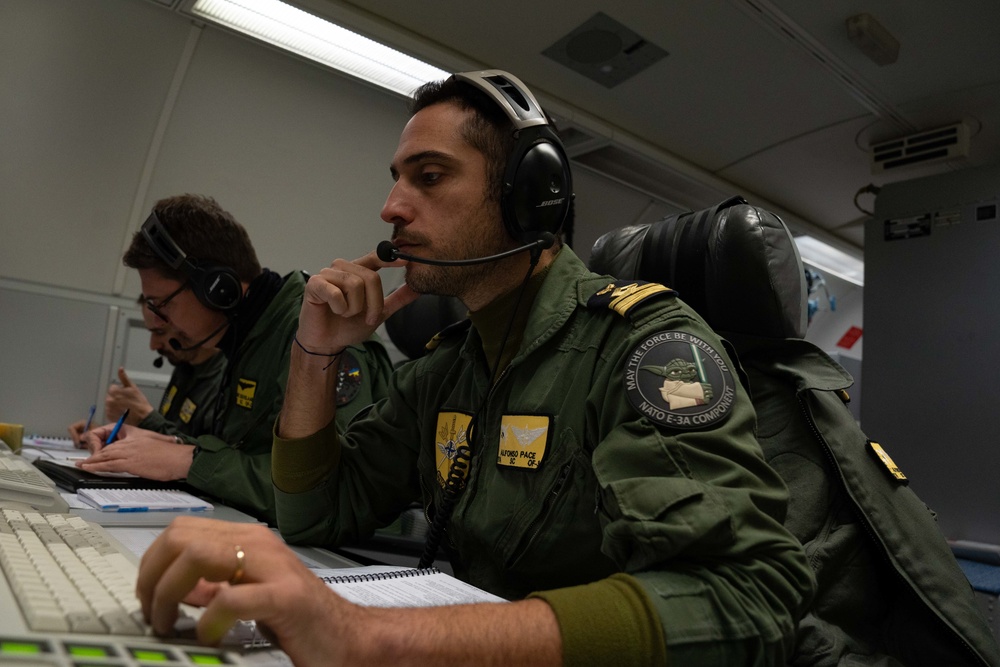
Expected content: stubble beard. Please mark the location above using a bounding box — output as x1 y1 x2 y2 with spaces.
403 222 514 300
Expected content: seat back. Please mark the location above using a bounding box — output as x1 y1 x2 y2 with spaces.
384 293 466 363
590 197 999 667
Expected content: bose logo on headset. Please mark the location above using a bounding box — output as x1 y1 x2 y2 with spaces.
140 211 243 313
451 70 573 244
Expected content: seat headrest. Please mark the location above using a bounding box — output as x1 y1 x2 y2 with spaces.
590 196 807 339
384 293 467 360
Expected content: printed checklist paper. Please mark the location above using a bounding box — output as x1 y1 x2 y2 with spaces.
77 488 213 512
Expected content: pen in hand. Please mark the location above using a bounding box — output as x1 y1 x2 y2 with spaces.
105 409 130 446
83 404 96 433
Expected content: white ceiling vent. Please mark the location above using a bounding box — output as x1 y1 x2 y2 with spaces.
870 122 970 174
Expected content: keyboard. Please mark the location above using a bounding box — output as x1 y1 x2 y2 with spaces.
0 448 70 513
0 507 277 665
0 508 142 634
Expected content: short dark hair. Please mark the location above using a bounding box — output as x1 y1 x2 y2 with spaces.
123 194 261 283
410 77 513 205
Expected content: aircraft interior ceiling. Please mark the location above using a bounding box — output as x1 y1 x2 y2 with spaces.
314 0 1000 256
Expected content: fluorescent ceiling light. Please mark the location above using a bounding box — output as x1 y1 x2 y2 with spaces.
795 236 865 286
190 0 449 97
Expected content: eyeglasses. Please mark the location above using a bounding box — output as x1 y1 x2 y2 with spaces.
143 283 188 324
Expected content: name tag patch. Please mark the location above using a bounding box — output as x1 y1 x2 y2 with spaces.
497 415 551 470
624 331 735 430
236 378 257 409
178 398 197 424
435 411 473 488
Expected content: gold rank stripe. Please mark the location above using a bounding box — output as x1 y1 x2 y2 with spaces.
609 283 672 315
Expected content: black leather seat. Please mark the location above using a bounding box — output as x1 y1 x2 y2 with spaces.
590 196 998 667
384 293 466 363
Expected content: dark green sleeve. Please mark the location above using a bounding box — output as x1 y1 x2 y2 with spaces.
271 416 341 493
530 574 667 667
137 410 180 436
187 433 277 523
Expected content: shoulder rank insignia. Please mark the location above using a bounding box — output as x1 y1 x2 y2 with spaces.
867 440 908 484
624 331 735 430
588 280 676 317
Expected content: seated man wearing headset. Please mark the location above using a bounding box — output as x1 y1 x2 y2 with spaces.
80 194 393 525
68 296 225 444
134 74 814 665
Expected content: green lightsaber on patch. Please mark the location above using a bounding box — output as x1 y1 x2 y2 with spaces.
690 343 707 383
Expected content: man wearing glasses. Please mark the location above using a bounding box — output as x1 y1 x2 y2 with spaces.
67 295 225 445
78 194 394 525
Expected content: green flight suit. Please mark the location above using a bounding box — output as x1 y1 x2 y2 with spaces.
728 334 1000 667
187 270 394 525
138 352 226 437
272 249 815 666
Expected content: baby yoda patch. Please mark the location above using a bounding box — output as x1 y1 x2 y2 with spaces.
625 331 735 430
497 415 551 470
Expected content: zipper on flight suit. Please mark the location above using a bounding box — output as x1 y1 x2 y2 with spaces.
451 364 513 528
506 461 573 567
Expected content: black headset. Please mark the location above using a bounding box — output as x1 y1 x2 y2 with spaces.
139 211 243 313
452 70 573 245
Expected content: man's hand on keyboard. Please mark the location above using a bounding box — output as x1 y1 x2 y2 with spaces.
137 517 350 664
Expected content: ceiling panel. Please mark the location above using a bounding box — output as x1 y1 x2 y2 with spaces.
320 0 1000 256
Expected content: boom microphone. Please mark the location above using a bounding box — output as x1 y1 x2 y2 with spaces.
153 356 164 368
169 320 229 352
376 232 555 266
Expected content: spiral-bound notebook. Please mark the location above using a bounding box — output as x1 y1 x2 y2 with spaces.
315 565 506 607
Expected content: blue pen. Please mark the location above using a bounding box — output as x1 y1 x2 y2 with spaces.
105 409 129 446
83 405 96 433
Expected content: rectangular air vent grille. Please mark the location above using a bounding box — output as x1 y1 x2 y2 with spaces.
871 122 969 174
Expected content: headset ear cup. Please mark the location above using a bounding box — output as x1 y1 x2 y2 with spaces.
501 129 572 244
188 262 242 312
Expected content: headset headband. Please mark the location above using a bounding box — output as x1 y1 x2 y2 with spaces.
449 69 572 244
141 211 189 271
139 210 243 313
451 70 550 131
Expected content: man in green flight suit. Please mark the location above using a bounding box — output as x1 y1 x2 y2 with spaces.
79 194 393 524
131 300 226 438
134 73 815 666
68 298 225 444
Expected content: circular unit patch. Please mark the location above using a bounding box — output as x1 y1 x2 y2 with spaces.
624 331 735 430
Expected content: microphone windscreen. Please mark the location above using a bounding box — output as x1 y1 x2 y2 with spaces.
153 356 164 368
376 241 399 262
